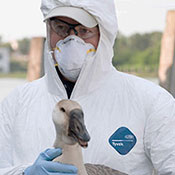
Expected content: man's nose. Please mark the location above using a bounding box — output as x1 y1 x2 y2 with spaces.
69 28 78 36
69 29 75 35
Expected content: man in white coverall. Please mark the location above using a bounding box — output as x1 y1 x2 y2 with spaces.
0 0 175 174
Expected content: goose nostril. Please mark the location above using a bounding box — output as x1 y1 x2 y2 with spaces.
60 107 65 112
76 126 80 133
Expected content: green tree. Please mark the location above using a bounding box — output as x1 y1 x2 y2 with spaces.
18 38 30 55
113 31 162 75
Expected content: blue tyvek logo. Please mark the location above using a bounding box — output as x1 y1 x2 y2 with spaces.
109 127 137 155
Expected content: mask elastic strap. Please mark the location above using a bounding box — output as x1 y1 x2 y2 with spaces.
48 50 58 68
86 48 96 54
54 63 61 80
54 63 58 67
53 46 61 53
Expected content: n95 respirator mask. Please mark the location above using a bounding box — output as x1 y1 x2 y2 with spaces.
54 35 96 82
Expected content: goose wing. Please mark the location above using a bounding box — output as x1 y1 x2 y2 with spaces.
85 163 127 175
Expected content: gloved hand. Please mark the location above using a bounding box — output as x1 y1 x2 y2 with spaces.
24 148 78 175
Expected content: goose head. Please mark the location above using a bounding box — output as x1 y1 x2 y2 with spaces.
52 99 90 148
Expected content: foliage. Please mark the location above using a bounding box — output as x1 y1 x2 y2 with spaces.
113 32 162 76
0 72 26 78
10 60 27 73
0 37 30 54
0 42 12 52
0 32 162 78
18 38 30 55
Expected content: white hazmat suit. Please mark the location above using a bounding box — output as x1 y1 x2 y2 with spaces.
0 0 175 174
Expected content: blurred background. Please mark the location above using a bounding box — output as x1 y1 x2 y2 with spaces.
0 0 175 101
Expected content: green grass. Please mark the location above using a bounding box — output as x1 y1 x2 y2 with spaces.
131 71 158 78
0 72 27 79
116 65 158 78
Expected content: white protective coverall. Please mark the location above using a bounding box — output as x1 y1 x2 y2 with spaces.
1 0 175 174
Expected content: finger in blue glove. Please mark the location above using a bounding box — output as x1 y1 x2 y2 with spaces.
24 148 78 175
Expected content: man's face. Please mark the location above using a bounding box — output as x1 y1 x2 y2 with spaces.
49 17 100 50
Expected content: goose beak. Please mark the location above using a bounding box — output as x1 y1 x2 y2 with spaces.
68 109 90 148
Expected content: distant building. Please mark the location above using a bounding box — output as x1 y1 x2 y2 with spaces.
0 48 10 73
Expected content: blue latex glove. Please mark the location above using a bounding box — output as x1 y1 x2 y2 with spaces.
24 148 78 175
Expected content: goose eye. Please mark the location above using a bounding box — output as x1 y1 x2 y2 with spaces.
60 107 66 112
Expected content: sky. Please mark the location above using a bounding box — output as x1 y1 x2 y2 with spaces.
0 0 175 42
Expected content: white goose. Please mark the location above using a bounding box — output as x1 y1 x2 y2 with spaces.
52 99 127 175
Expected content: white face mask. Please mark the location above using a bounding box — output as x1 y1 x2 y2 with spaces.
54 35 96 82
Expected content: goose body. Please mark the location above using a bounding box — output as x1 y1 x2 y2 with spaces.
52 99 127 175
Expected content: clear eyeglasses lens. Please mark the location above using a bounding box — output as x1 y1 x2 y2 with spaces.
49 19 97 39
50 20 70 37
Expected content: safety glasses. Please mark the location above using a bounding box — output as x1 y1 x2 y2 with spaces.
49 18 98 39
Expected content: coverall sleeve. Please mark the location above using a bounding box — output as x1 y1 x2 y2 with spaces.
0 88 30 175
144 90 175 174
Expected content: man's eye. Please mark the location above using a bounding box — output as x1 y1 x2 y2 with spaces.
79 28 89 34
55 24 67 31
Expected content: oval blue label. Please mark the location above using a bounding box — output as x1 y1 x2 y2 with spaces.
109 127 137 155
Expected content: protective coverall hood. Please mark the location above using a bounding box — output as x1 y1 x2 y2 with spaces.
41 0 118 99
1 0 175 175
